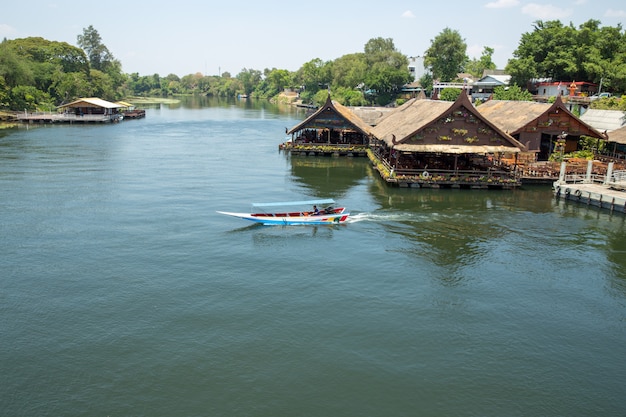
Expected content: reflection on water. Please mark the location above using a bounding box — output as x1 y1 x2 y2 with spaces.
286 153 371 198
1 102 626 417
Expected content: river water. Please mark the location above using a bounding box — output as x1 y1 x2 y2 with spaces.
1 97 625 416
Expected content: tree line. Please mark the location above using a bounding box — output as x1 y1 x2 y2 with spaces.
0 20 624 112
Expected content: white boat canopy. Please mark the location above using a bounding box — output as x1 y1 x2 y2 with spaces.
252 199 336 208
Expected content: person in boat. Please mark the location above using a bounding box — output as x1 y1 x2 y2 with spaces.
312 205 320 215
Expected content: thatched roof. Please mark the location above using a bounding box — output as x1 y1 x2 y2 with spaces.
348 106 396 126
371 90 524 154
476 99 552 133
372 98 452 141
607 125 626 144
477 96 605 138
287 95 373 136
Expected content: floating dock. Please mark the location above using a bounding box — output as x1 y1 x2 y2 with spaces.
553 161 626 213
16 112 122 124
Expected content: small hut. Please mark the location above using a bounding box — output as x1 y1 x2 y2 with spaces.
58 97 124 121
285 95 373 146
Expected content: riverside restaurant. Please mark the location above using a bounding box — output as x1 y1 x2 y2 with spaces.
17 97 126 124
283 92 525 189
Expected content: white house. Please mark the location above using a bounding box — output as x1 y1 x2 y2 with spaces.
471 74 511 102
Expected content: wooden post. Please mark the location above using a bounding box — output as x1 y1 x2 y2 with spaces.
558 161 567 183
604 162 615 185
585 160 593 183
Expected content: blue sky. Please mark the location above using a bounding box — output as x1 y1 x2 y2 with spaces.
1 0 624 77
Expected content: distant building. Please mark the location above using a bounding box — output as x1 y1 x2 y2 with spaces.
472 74 511 102
407 56 429 82
531 81 597 100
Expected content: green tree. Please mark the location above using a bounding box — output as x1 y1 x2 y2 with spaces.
50 70 92 102
0 41 34 87
77 25 119 74
424 28 468 82
237 68 263 96
465 46 496 78
362 37 412 105
439 87 461 101
492 84 534 101
3 37 88 75
506 19 626 94
258 68 292 98
0 75 9 107
419 73 434 97
590 96 626 110
329 54 366 92
10 85 53 111
89 69 117 100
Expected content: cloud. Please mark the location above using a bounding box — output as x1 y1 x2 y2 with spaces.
402 10 416 18
605 8 626 17
521 3 573 19
484 0 519 8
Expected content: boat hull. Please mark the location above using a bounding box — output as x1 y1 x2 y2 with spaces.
217 210 349 225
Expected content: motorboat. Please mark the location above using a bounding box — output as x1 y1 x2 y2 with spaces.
217 199 349 225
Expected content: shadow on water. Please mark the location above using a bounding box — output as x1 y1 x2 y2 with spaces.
355 170 626 287
286 154 371 199
223 220 342 248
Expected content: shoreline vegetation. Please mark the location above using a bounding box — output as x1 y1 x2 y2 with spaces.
125 97 181 105
0 111 18 128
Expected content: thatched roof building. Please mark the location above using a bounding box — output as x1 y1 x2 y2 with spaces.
287 95 373 145
348 106 396 127
607 126 626 145
371 90 525 155
476 96 605 160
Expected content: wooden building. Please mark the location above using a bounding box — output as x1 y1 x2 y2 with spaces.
285 95 374 147
17 97 124 124
59 98 124 121
476 96 606 161
471 74 511 102
369 90 525 188
604 125 626 156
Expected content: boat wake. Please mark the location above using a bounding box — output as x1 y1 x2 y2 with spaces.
346 211 434 223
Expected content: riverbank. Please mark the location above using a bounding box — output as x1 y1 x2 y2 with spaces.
0 111 18 128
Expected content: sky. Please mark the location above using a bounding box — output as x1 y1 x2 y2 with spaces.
1 0 625 77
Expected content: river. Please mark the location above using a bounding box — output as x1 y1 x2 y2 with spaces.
1 97 625 416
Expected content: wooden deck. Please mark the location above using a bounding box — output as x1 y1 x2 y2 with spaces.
16 112 122 124
122 109 146 119
553 161 626 213
279 142 369 157
367 150 522 189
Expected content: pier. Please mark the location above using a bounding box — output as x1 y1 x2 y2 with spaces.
553 161 626 213
16 112 122 124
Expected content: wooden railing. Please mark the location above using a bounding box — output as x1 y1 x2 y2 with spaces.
16 112 119 122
